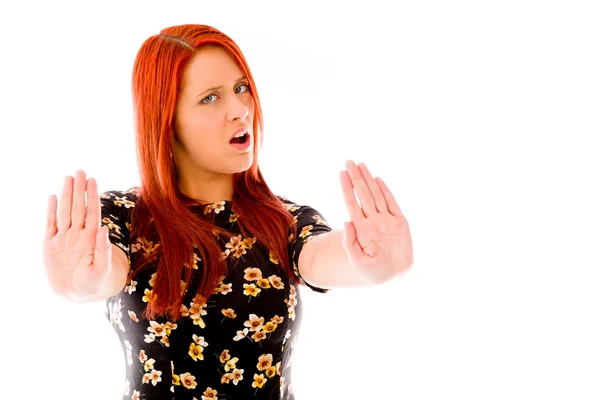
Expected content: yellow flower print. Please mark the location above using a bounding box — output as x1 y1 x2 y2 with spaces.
179 372 198 389
256 354 273 371
299 225 313 238
147 321 167 337
164 322 177 335
139 350 148 363
271 315 284 324
144 358 155 372
221 373 233 384
202 387 218 399
124 279 137 294
144 333 155 343
189 343 204 361
263 322 277 334
233 328 249 341
128 310 139 322
192 293 207 305
113 196 135 208
149 272 157 287
229 212 239 223
142 288 156 303
226 235 244 252
142 369 162 386
131 390 140 400
192 334 208 347
204 201 225 215
269 251 279 264
172 374 180 386
135 237 160 256
220 350 231 363
102 217 122 235
276 361 281 376
160 336 170 347
312 214 329 226
253 374 266 389
215 283 232 295
221 308 236 319
244 314 264 332
266 366 276 378
224 357 239 372
284 204 300 212
233 246 247 258
243 283 261 297
180 304 190 317
243 267 262 281
124 340 133 366
231 368 244 385
242 236 256 249
251 331 267 342
257 279 271 289
268 275 285 290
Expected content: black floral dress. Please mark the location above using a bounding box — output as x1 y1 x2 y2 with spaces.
100 187 332 400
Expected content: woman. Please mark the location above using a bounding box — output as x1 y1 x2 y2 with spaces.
42 24 413 400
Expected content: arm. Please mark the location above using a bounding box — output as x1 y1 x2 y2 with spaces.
298 160 414 289
69 245 130 302
298 229 374 288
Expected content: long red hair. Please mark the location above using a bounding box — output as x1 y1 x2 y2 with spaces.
129 24 296 320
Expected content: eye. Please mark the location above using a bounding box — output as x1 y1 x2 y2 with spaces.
201 94 218 104
235 84 249 94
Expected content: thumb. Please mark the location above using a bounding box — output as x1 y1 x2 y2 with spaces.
342 221 362 259
93 225 112 270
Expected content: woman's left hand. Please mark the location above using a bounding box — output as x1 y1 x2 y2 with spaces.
339 160 413 284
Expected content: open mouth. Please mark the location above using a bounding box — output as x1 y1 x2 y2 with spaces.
230 131 249 145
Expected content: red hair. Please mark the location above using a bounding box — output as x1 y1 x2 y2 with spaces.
129 24 296 320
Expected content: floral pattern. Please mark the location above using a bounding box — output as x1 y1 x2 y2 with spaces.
100 188 331 399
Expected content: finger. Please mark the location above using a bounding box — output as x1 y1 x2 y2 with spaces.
342 221 363 260
357 163 387 213
375 177 404 217
57 176 73 231
45 194 58 240
345 160 377 216
71 170 87 230
84 177 101 231
340 170 365 220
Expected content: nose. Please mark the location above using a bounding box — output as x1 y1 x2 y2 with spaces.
227 94 249 122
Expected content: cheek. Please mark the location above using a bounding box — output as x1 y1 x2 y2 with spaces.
245 96 256 116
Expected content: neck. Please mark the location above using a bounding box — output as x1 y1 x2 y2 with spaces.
177 171 234 204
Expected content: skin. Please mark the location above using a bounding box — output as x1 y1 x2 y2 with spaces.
43 45 413 302
172 45 255 203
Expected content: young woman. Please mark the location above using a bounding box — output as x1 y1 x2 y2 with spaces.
42 24 413 400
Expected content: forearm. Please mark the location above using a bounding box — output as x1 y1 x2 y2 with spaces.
68 245 129 303
299 229 374 289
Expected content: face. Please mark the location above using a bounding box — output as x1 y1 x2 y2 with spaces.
173 46 255 183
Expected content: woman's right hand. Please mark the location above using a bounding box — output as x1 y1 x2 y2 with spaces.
43 170 113 301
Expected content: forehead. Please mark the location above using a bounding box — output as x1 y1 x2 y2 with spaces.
180 46 245 92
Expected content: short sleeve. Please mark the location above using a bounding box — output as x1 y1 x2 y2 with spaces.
100 189 136 259
281 197 333 293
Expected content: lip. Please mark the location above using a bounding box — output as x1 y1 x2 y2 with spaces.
230 127 250 141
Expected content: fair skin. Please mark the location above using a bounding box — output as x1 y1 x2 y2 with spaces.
173 46 255 203
43 45 412 303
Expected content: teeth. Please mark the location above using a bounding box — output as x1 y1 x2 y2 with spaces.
234 131 246 138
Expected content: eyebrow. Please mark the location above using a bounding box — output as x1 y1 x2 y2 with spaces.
196 76 248 98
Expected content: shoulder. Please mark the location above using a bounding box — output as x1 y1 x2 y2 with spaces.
100 186 140 209
275 195 330 225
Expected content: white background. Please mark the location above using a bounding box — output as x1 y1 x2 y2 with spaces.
0 1 599 399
